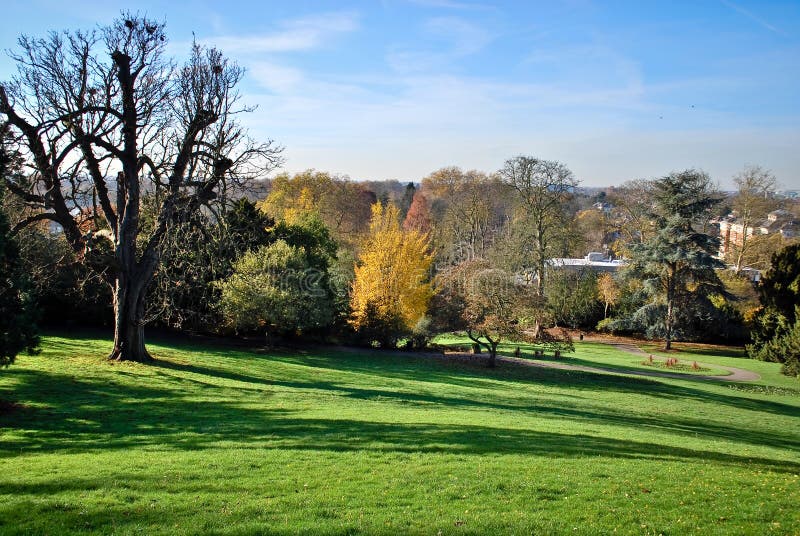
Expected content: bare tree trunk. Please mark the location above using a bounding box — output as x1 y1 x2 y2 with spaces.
664 267 674 351
109 274 153 362
536 224 546 297
486 339 499 368
735 233 747 274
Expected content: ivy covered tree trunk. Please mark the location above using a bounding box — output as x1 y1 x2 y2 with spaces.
109 275 153 362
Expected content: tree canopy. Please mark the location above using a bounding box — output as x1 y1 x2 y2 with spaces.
626 170 725 349
498 156 579 296
0 13 281 361
349 203 434 347
216 238 335 343
0 145 38 366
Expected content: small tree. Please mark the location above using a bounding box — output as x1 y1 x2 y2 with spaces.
216 240 334 344
748 309 800 377
349 203 434 347
399 182 416 220
403 191 432 234
729 165 779 273
434 259 572 367
747 243 800 376
597 272 620 319
757 243 800 325
546 268 602 329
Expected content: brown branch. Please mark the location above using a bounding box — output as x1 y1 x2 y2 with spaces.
10 212 62 235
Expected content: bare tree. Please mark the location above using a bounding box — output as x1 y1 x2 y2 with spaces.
422 167 509 266
0 14 282 361
607 178 656 253
730 165 779 273
498 156 578 296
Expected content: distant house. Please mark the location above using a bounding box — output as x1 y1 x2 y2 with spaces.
592 201 614 214
718 209 798 258
732 266 762 283
548 252 627 273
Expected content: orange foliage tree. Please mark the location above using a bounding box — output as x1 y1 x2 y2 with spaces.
403 192 432 234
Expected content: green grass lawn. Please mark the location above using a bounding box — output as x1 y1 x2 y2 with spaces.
1 332 799 535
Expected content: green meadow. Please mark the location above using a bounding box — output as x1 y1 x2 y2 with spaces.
1 333 798 535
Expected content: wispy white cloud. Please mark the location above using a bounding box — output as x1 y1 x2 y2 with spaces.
208 11 360 53
248 62 305 93
720 0 786 36
387 16 492 72
239 54 799 185
407 0 494 10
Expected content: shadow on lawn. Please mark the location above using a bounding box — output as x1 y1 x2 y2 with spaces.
148 356 800 454
1 357 799 474
264 347 798 418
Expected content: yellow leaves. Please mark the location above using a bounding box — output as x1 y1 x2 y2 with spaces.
281 187 317 224
258 171 331 224
597 272 620 305
350 203 434 331
708 294 726 308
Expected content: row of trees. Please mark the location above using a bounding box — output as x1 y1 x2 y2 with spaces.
1 13 797 375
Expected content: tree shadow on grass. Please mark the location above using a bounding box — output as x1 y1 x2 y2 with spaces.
80 331 788 422
239 346 800 421
640 344 749 359
1 364 799 473
294 345 800 416
19 331 800 425
149 356 800 453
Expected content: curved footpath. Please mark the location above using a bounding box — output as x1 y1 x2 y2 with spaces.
341 341 762 382
497 342 761 382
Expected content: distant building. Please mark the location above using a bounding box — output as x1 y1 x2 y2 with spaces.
731 266 762 283
548 252 627 273
718 209 798 258
592 201 613 214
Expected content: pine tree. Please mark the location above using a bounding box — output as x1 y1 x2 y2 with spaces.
628 170 724 350
747 243 800 377
399 182 416 221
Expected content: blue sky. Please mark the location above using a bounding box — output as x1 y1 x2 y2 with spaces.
1 1 799 188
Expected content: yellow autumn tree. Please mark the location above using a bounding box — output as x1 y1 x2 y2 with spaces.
257 170 375 247
350 203 434 347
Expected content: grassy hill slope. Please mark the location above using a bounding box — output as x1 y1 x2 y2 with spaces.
1 334 798 535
